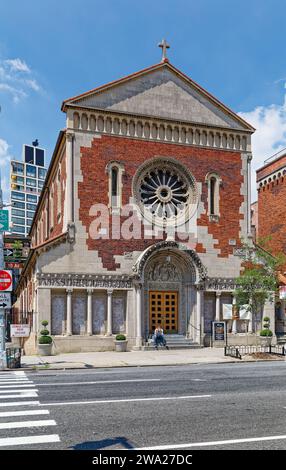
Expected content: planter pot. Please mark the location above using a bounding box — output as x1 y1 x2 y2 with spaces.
37 343 53 356
114 340 128 352
259 336 272 347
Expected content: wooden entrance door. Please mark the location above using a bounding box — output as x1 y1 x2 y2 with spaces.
149 291 178 334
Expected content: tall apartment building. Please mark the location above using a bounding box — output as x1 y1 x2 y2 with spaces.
10 142 47 236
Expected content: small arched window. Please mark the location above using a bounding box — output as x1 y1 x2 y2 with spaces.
106 161 124 212
205 173 221 221
111 167 119 207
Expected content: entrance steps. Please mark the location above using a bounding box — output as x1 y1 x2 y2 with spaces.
141 334 202 351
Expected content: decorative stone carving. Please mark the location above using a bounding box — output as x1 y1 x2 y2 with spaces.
204 277 238 291
148 260 180 282
133 240 207 282
37 273 133 289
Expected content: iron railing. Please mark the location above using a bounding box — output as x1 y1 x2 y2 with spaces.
224 344 286 359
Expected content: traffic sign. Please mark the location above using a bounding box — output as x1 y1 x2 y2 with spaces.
0 210 9 232
4 248 14 258
0 293 11 309
0 271 12 292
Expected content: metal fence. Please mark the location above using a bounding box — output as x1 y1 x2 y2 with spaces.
224 344 286 359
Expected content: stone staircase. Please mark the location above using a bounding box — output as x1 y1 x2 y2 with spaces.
141 334 202 351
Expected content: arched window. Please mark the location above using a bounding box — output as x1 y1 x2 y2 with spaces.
111 167 119 207
205 173 221 221
106 161 124 212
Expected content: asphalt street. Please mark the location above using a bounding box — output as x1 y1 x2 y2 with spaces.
0 361 286 450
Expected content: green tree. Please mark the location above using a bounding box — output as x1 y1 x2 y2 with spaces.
234 242 285 333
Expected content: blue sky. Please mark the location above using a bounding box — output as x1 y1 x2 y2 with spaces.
1 0 286 202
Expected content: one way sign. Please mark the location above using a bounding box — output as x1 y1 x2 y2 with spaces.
0 293 11 309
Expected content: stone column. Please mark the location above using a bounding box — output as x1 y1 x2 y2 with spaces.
196 289 203 344
186 284 193 338
106 289 113 336
136 284 142 347
215 291 221 321
66 289 73 336
66 132 74 226
232 295 237 334
87 289 93 336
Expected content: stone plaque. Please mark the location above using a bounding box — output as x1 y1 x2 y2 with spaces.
92 296 106 334
51 295 66 335
72 294 86 335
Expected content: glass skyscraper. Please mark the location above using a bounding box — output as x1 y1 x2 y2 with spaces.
10 143 47 236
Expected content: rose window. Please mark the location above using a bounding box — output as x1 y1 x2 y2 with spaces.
140 169 189 218
133 158 197 225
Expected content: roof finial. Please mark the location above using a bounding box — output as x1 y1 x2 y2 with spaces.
158 39 170 62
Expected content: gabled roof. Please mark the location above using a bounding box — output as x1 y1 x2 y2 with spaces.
62 61 255 132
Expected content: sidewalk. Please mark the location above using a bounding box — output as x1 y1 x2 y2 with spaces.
9 347 285 371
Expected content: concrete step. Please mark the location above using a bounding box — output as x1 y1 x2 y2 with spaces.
141 345 202 351
141 335 202 351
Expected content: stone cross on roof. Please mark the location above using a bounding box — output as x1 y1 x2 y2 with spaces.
158 39 170 62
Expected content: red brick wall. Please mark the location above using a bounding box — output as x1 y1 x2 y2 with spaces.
30 153 66 247
257 154 286 181
78 135 244 270
258 176 286 257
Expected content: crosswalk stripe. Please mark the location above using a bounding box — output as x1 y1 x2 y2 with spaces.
0 401 40 407
0 434 60 447
0 389 38 393
0 384 35 389
0 392 38 399
0 371 60 449
0 410 49 418
0 419 56 430
0 380 31 383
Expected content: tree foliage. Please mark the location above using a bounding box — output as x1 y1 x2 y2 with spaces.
235 241 285 317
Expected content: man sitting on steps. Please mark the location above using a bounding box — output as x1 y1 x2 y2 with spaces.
154 325 169 350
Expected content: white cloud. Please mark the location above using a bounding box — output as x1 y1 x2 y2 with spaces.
25 78 41 92
239 91 286 201
0 83 27 103
0 56 41 103
5 58 31 73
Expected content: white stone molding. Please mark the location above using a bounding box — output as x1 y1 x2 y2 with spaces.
68 109 249 152
215 291 221 321
257 166 286 189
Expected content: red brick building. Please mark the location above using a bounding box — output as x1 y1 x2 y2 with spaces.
257 150 286 337
17 50 271 354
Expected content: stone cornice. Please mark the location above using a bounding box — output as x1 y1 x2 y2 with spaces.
66 108 250 153
66 104 253 134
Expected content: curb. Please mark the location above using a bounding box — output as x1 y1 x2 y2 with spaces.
8 356 284 372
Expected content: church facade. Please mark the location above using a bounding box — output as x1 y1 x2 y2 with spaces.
16 50 267 354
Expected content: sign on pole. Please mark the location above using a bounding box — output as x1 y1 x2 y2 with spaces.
0 270 12 292
0 210 9 232
0 292 11 309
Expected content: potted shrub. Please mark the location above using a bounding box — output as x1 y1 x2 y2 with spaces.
114 334 128 352
259 317 273 347
38 320 53 356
